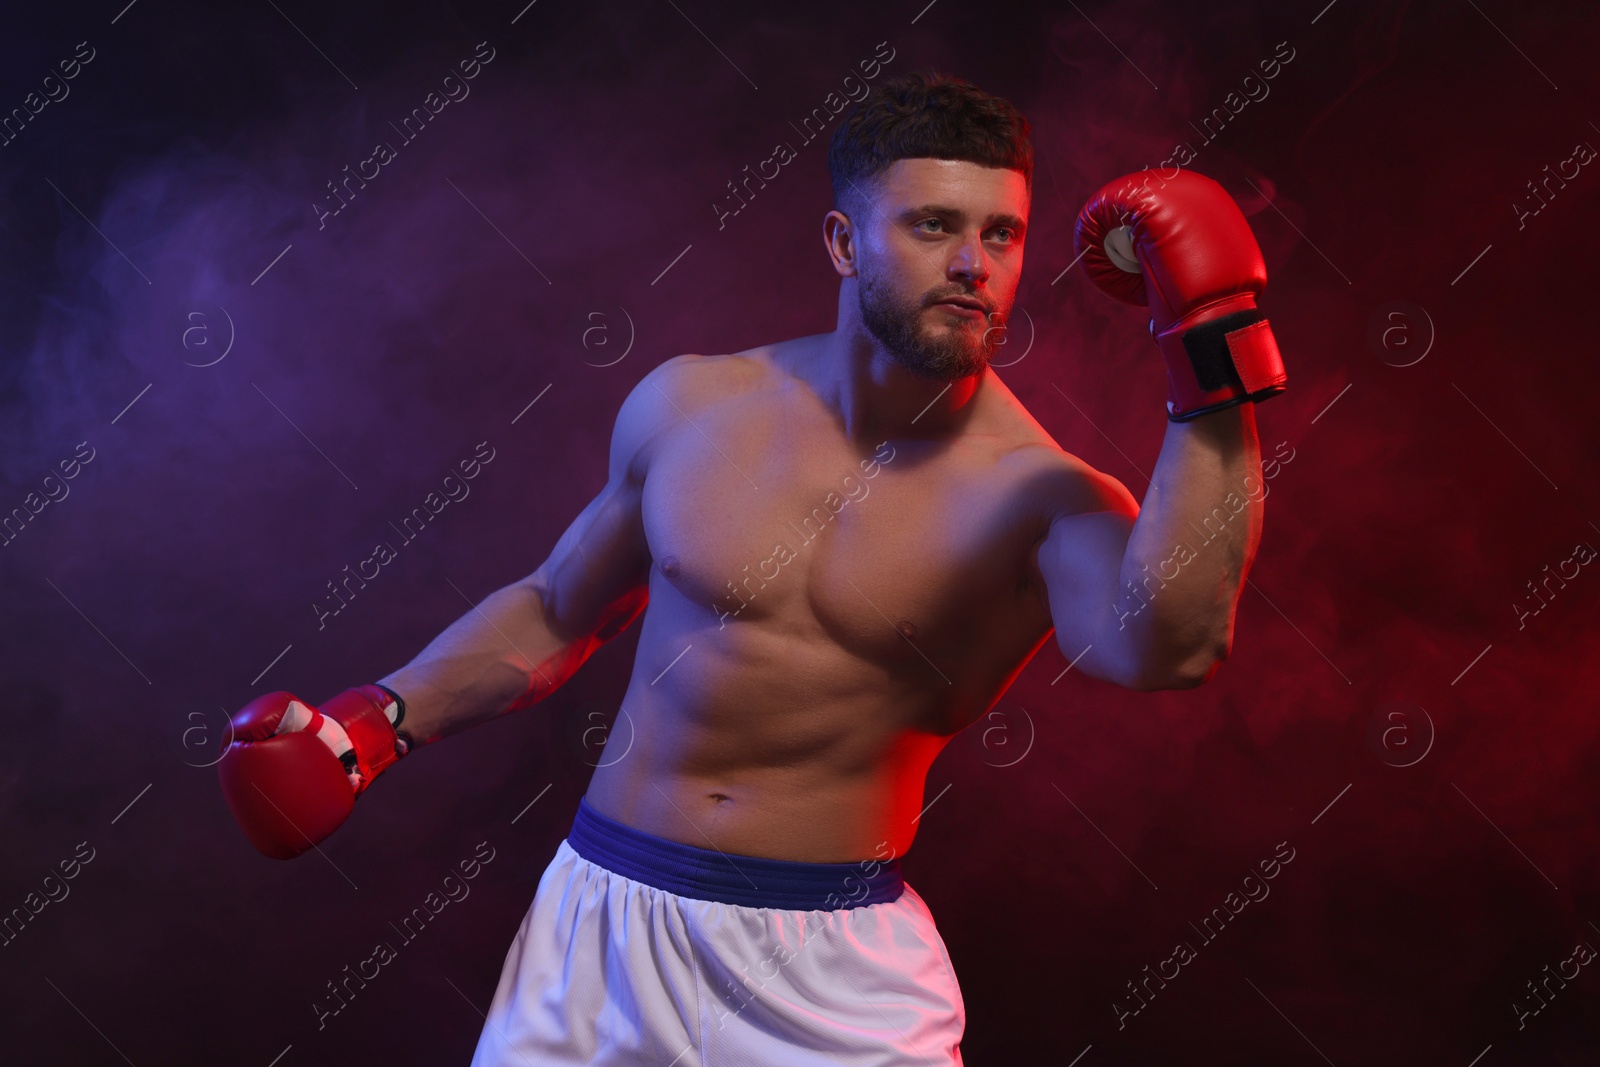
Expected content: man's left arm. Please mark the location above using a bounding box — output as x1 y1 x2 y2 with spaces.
1035 404 1261 692
1034 167 1287 691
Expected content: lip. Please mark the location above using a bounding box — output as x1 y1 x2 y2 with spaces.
934 299 989 317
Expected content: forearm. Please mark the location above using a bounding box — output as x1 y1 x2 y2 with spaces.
1113 403 1263 684
377 580 597 747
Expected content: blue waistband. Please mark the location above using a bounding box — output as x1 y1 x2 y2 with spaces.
566 795 904 910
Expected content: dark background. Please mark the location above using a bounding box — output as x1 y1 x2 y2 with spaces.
2 1 1598 1063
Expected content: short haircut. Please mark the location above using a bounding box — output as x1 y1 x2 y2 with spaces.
827 71 1034 218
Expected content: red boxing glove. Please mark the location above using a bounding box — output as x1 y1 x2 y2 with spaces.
1074 168 1288 421
217 684 410 859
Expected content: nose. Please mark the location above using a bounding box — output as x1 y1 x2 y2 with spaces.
947 232 991 287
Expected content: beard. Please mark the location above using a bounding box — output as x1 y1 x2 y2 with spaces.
858 268 1005 382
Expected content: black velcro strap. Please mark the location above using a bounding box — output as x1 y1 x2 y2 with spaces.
1181 309 1266 391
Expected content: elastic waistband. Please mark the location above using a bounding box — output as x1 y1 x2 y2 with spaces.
566 795 904 910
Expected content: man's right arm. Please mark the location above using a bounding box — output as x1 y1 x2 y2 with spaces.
217 357 698 858
376 355 695 746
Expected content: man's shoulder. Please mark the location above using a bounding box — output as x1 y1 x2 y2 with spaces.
977 380 1138 524
991 439 1131 522
629 340 800 409
609 342 799 480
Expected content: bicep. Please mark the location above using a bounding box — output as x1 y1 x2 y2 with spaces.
1035 510 1136 684
528 476 650 643
524 356 696 642
1032 468 1144 688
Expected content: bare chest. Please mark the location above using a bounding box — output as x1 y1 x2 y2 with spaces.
640 397 1051 672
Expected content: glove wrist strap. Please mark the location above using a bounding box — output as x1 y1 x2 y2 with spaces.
372 683 415 755
323 684 409 793
1155 296 1288 421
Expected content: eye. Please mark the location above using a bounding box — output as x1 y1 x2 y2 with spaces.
989 227 1017 244
913 217 945 234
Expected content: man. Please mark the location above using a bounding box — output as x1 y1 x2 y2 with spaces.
219 71 1286 1065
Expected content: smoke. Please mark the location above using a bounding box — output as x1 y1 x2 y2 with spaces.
2 1 1598 1063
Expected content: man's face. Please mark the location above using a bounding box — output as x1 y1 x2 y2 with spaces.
848 158 1028 381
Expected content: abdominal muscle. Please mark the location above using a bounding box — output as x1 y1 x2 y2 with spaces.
579 345 1060 863
581 603 955 864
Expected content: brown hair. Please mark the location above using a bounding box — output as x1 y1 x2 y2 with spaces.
827 71 1033 214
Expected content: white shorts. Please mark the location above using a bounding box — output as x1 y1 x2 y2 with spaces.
469 795 966 1066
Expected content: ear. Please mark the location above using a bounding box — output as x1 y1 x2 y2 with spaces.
823 208 858 278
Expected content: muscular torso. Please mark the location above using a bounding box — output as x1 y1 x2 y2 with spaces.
584 334 1087 862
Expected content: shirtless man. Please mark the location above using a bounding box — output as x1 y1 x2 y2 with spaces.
218 72 1286 1065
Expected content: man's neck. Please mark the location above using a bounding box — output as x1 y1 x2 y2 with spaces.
800 326 986 445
